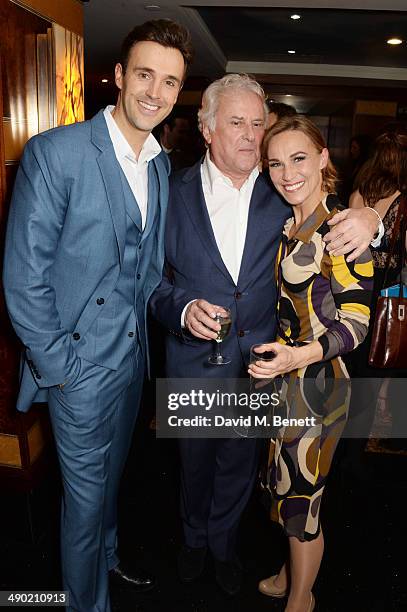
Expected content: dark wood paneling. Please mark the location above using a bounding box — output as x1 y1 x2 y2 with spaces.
14 0 83 36
1 0 50 163
0 0 52 480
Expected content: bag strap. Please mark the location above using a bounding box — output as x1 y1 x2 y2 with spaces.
397 195 407 297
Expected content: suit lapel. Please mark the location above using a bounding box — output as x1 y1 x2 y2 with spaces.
91 111 126 265
142 161 159 241
237 175 275 285
180 164 234 284
96 151 127 265
151 153 169 268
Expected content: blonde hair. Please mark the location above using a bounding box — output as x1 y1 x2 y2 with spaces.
262 115 338 193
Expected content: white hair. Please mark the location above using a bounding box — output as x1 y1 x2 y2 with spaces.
197 73 268 133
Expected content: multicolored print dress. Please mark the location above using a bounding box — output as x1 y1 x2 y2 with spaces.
268 194 373 541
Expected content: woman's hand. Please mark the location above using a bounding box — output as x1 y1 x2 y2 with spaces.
248 342 299 379
248 340 324 379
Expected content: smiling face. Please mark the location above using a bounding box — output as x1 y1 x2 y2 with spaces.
202 90 266 187
113 40 185 151
267 129 328 216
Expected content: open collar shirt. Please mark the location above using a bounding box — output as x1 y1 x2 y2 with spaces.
200 150 259 284
104 105 161 229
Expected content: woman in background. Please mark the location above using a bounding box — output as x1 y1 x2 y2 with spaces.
348 123 407 449
249 116 373 612
341 133 372 205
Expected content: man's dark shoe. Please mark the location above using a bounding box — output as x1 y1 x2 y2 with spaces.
177 545 207 582
214 559 242 596
109 564 156 592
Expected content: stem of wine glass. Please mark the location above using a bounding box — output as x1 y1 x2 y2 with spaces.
214 339 222 360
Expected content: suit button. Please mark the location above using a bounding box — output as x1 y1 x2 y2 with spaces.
235 291 242 299
137 273 141 279
35 374 42 379
73 332 80 340
238 330 245 337
96 297 105 305
138 245 142 250
128 331 135 338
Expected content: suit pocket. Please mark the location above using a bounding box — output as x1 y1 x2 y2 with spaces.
60 357 97 393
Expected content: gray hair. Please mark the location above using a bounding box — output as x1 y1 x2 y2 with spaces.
197 73 268 133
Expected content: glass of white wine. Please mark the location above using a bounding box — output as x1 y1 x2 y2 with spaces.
208 308 232 365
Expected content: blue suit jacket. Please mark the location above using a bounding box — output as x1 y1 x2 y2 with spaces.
3 110 169 411
150 160 291 378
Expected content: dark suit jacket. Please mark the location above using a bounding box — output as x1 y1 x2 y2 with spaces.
150 160 290 378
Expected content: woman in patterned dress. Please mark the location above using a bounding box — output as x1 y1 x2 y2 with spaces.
248 116 373 612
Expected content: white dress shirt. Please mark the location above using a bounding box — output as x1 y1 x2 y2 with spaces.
103 105 161 229
181 151 259 326
201 150 259 284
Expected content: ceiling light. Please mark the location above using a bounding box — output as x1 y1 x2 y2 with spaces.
286 94 293 97
290 14 301 20
144 4 161 9
101 79 108 83
387 37 403 45
288 50 296 54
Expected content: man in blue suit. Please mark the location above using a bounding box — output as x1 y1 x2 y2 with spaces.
3 19 192 612
150 74 381 596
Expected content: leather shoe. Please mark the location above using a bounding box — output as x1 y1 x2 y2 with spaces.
109 564 156 592
177 545 207 582
214 558 242 596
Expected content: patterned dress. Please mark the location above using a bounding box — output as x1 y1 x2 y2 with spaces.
268 194 373 541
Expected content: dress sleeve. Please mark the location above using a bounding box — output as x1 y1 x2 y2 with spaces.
317 249 374 361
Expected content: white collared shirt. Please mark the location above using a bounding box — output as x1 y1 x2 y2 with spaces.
200 150 259 284
180 152 259 327
103 105 161 229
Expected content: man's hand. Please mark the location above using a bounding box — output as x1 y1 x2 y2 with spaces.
184 299 227 340
323 207 379 261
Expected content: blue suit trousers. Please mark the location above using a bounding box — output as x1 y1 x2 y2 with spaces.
48 346 144 612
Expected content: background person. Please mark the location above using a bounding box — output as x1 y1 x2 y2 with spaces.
340 133 372 206
266 100 297 129
347 122 407 452
155 108 200 171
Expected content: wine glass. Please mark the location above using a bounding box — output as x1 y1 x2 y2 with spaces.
249 343 276 390
208 308 232 365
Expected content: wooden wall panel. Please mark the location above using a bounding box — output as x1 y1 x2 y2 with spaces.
1 0 50 165
0 0 51 469
11 0 83 36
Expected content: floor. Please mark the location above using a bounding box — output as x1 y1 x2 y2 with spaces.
1 400 407 612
